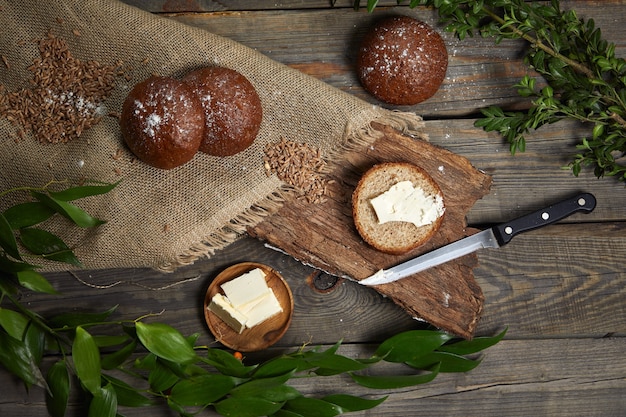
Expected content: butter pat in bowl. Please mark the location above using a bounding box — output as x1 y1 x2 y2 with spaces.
204 262 294 352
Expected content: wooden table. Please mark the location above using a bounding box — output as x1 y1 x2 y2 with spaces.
3 1 625 416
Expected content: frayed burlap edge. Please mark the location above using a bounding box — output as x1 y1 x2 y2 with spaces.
330 110 427 162
161 110 426 272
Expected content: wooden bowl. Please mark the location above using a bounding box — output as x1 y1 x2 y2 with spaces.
204 262 294 352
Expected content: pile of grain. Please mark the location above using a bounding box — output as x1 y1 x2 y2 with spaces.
263 138 331 204
0 32 120 144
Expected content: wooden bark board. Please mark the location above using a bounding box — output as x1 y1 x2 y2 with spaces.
249 123 492 338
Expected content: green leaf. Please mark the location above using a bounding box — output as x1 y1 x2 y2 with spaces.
45 360 71 417
350 363 440 389
101 340 137 370
214 396 284 417
31 191 106 228
272 410 304 417
242 383 301 403
166 397 191 416
147 356 180 393
0 253 38 273
374 330 454 363
311 353 372 376
49 181 119 202
186 332 200 346
0 331 48 390
438 328 508 355
49 305 118 329
204 348 257 377
0 212 21 260
135 322 197 364
0 307 29 340
230 371 300 402
23 321 46 367
2 202 55 229
322 394 387 412
17 270 59 294
406 351 482 373
169 374 238 406
73 326 102 395
102 374 154 407
92 334 129 348
366 0 379 13
283 397 343 417
19 227 82 267
252 356 303 379
88 383 117 417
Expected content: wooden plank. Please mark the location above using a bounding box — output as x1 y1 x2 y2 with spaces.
283 337 626 417
7 115 623 346
2 3 626 415
422 118 626 225
24 218 624 351
163 3 626 118
167 8 530 117
121 0 401 13
33 237 420 348
474 222 626 338
3 338 624 416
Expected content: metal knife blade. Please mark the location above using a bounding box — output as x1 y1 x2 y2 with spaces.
358 192 596 286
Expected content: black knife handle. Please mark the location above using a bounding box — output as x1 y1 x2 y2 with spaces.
492 193 596 245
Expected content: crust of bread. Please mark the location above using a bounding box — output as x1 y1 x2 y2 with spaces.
120 76 204 170
183 67 262 157
352 162 445 255
357 16 448 105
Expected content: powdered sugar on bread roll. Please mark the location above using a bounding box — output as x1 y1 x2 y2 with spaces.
183 67 262 157
120 76 204 170
352 162 445 255
357 16 448 105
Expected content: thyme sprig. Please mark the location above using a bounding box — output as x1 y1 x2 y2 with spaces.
357 0 626 183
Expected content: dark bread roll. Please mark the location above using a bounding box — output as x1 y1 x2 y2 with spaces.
120 76 204 169
183 67 263 157
352 162 445 255
357 16 448 105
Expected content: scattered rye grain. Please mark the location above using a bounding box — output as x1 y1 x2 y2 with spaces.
0 31 122 144
111 148 123 160
264 137 330 204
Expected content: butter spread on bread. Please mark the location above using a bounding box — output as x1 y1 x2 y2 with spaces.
370 180 444 227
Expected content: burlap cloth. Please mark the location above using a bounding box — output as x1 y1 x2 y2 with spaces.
0 0 424 272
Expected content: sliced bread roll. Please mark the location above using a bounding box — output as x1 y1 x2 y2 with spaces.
352 162 445 255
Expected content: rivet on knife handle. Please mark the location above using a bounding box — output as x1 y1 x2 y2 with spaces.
358 192 597 286
492 192 596 245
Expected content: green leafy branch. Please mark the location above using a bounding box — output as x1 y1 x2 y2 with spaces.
0 180 117 402
354 0 626 183
0 182 506 416
1 180 117 290
4 302 507 417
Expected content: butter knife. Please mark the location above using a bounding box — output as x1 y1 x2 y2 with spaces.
358 192 596 286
